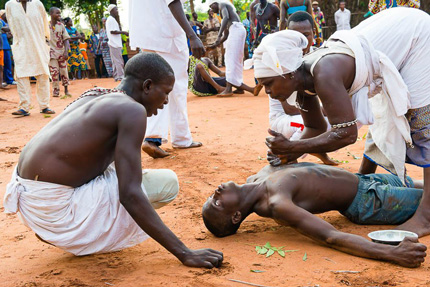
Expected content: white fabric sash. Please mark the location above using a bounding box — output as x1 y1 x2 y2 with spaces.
330 30 412 183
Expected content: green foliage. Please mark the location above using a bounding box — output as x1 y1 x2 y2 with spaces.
255 242 298 258
62 0 110 27
303 252 307 261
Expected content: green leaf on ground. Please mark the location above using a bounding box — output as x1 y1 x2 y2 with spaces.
266 249 275 258
43 115 51 118
303 252 307 261
250 269 266 273
258 247 268 255
264 242 272 249
278 250 285 257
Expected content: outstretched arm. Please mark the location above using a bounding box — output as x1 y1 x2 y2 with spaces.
168 0 205 58
115 104 222 268
249 0 258 38
272 201 427 267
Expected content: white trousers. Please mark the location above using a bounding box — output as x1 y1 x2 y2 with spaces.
108 45 125 81
224 22 246 87
145 47 193 147
17 74 50 112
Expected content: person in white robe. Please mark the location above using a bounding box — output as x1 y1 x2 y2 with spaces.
6 0 55 116
253 7 430 236
129 0 204 159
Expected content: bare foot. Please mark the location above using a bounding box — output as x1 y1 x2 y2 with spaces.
310 153 339 166
142 141 170 158
172 141 203 149
253 83 263 97
396 211 430 237
215 85 225 94
217 92 234 97
233 89 244 94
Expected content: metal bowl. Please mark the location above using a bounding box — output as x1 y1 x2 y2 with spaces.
368 230 418 245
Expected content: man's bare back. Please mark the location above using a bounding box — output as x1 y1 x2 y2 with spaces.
18 93 143 187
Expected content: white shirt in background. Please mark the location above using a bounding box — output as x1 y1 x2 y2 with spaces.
106 15 123 48
128 0 187 53
335 8 351 30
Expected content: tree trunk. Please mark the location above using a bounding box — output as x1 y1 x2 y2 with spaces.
189 0 195 13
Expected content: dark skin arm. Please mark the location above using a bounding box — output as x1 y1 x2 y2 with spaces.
279 0 288 30
271 200 427 268
115 104 222 268
204 58 225 77
211 5 230 47
110 30 129 36
266 56 358 155
249 0 259 38
168 0 205 58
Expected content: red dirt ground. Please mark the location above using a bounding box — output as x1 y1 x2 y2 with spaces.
0 70 428 287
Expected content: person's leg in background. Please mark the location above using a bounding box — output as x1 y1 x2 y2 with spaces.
3 49 14 85
59 59 70 96
35 74 55 114
160 48 200 148
142 169 179 209
94 54 102 78
49 58 61 97
12 77 32 116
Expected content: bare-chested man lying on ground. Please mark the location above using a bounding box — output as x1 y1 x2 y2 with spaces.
4 52 223 269
202 162 427 268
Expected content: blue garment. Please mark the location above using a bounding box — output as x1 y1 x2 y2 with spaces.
341 173 422 225
3 49 14 84
0 20 11 50
286 0 307 15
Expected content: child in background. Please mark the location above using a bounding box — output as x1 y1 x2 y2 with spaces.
79 32 90 79
48 7 71 97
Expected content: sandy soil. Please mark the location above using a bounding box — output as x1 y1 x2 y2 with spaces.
0 71 428 287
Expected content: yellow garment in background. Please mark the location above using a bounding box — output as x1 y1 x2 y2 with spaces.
368 0 420 15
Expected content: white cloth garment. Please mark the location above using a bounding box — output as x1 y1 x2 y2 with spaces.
317 7 430 182
129 0 192 146
106 16 122 48
129 0 187 53
224 22 246 86
107 4 116 13
6 0 50 78
269 107 304 141
334 8 351 31
245 30 308 78
109 46 124 81
144 46 193 147
3 166 179 256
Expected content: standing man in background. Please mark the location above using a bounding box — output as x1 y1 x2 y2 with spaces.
334 1 351 30
129 0 204 158
106 4 128 82
6 0 55 116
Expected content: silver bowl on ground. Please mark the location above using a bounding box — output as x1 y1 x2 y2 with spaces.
368 230 418 245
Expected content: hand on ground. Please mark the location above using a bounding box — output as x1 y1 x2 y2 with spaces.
181 248 223 268
392 237 426 268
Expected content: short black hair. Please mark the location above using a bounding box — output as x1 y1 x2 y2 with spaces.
287 11 314 27
63 17 72 24
202 208 240 238
49 7 60 15
124 52 174 85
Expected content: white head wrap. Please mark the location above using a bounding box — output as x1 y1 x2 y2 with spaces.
107 4 117 13
244 30 308 79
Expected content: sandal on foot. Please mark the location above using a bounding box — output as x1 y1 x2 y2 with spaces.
172 141 203 149
12 109 30 116
40 108 56 114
